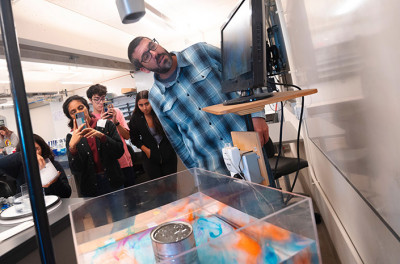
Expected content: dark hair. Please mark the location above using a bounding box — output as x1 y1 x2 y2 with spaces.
33 134 55 161
86 84 107 99
127 36 151 71
131 90 165 136
62 95 92 128
0 126 12 139
16 134 55 162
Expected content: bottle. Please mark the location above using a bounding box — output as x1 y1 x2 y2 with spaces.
56 138 63 156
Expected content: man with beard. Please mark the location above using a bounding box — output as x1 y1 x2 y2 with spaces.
127 37 271 175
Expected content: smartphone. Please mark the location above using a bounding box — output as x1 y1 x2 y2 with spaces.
103 102 112 119
75 112 86 129
103 102 110 112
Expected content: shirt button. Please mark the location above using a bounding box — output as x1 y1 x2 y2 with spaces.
198 107 201 110
220 138 223 140
177 80 180 83
187 93 189 96
209 122 212 125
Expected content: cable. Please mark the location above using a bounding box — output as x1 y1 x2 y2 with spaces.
268 80 302 91
267 80 304 193
225 150 244 178
290 96 304 192
70 73 131 92
273 101 284 186
237 151 277 212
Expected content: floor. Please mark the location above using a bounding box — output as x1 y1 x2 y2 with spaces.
277 171 342 264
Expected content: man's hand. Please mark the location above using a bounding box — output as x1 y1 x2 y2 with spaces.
252 117 269 146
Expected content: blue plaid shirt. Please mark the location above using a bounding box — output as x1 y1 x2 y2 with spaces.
149 43 263 175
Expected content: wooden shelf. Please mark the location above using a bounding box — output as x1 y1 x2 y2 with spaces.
202 89 318 116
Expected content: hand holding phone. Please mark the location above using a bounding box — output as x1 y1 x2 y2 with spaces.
103 102 113 119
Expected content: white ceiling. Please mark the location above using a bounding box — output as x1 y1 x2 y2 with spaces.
0 0 239 97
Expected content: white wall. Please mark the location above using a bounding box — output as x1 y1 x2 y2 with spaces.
0 102 70 143
0 107 17 134
0 71 156 143
72 74 137 98
278 0 400 263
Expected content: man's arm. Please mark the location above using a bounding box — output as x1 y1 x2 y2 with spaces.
203 43 222 66
112 108 130 140
203 42 270 145
252 117 269 146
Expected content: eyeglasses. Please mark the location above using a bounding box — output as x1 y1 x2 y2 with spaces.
92 96 106 103
141 38 159 64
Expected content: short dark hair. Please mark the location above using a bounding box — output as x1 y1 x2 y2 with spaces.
62 95 92 128
127 36 151 71
86 84 107 99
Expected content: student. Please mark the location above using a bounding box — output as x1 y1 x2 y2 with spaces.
129 90 177 179
0 134 72 198
63 95 126 227
127 37 271 175
0 125 19 153
62 95 124 197
87 84 136 187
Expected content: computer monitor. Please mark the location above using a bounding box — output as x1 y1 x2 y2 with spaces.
221 0 273 105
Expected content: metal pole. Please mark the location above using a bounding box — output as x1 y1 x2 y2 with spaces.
0 1 56 263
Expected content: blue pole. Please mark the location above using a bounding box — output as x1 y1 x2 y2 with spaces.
0 1 56 263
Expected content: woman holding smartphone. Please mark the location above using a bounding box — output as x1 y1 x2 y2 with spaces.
129 90 177 180
62 95 124 197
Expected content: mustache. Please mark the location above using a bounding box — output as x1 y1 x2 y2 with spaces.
155 53 169 64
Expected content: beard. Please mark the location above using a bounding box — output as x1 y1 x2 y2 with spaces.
146 52 173 74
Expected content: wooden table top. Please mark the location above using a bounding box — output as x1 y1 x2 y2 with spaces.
202 89 318 116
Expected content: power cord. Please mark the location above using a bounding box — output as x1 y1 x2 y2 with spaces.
267 80 305 193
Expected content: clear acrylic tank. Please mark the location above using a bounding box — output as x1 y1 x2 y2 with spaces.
69 168 321 263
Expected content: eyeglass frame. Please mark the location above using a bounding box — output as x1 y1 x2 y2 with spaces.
140 38 159 64
91 96 106 103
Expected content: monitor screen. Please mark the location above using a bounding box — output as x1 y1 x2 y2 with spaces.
221 0 269 99
222 1 252 82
